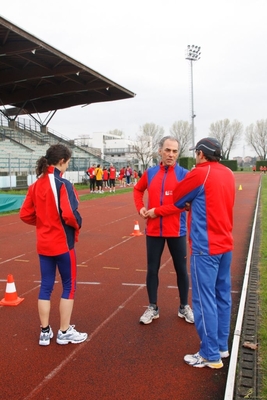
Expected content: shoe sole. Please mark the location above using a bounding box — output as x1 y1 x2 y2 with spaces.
178 312 194 324
185 360 223 369
56 336 87 345
139 314 159 325
39 340 51 346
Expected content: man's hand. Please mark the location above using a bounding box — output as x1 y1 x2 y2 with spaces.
145 208 157 219
139 207 148 219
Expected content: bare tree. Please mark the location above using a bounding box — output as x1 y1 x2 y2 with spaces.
209 119 243 159
245 119 267 160
141 123 164 152
169 121 192 157
133 123 165 168
133 135 154 170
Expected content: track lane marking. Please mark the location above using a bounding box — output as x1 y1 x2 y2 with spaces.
0 254 25 264
22 285 144 400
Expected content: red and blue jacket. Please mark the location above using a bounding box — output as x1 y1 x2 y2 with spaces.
155 161 235 255
133 163 188 237
20 166 82 256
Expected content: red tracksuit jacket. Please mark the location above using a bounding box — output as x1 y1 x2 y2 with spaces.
133 163 188 237
20 166 82 256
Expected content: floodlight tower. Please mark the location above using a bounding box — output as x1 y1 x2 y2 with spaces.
185 45 201 154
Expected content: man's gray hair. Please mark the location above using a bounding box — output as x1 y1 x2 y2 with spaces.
158 136 179 149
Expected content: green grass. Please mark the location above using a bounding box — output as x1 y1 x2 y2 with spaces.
259 175 267 398
0 189 27 195
0 186 133 216
79 187 132 201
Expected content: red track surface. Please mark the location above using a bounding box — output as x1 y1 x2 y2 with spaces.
0 173 261 400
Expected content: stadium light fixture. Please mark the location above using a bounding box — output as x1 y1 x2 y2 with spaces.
185 45 201 156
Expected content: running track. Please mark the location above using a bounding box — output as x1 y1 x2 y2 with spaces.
0 173 261 400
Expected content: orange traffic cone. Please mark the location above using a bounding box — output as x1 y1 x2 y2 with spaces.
130 221 143 236
0 274 24 306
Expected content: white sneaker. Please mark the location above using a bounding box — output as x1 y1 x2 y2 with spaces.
56 325 88 345
139 306 159 324
178 305 194 323
39 326 53 346
184 352 223 369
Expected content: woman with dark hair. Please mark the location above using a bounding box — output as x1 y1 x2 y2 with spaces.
20 144 87 346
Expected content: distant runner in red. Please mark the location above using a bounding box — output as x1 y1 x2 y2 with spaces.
108 163 116 193
102 167 109 189
87 164 96 193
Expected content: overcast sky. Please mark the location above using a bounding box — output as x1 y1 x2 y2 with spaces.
1 0 266 157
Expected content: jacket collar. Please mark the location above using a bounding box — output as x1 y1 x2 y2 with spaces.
159 162 177 171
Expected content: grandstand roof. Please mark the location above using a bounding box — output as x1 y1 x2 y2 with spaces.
0 16 135 118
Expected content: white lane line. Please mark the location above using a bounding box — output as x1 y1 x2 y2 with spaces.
82 235 134 263
22 284 144 400
33 280 101 285
82 213 137 232
0 254 25 265
224 178 262 400
122 283 146 287
20 285 41 296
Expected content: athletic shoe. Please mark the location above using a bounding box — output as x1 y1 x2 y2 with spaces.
139 306 159 324
39 326 53 346
178 305 194 323
184 352 223 369
220 350 229 358
56 325 88 345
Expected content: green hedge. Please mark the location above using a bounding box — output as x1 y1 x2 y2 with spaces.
178 157 195 170
179 157 238 171
220 159 238 171
256 161 267 171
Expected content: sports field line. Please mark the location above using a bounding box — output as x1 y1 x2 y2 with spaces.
22 285 144 400
0 254 25 265
82 235 135 263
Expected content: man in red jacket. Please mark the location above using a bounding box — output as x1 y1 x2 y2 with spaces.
146 137 235 369
87 164 96 193
133 136 194 325
108 163 116 193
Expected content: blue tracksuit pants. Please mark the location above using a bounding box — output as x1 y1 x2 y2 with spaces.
190 251 232 361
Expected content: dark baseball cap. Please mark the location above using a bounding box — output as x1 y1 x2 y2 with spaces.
189 137 222 157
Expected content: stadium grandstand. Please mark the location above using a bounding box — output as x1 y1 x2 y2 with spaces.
0 16 135 189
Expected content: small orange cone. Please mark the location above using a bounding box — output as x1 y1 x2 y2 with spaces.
130 220 143 236
238 185 242 191
0 274 24 306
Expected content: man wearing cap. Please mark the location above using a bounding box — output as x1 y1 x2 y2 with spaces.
145 137 235 369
